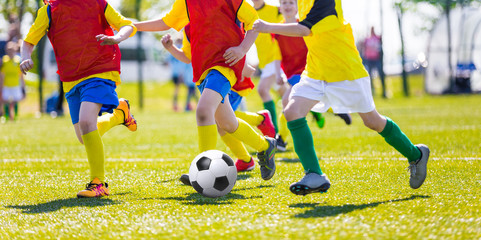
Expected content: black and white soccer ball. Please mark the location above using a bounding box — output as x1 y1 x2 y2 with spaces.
189 150 237 198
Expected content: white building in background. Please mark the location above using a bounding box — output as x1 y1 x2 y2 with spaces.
42 31 171 82
425 7 481 94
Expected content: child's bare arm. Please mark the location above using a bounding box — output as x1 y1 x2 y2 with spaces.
162 34 191 64
135 19 171 32
223 29 259 66
253 20 311 37
96 25 134 45
20 41 35 75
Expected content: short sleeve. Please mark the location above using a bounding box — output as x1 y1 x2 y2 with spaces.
237 0 259 31
104 4 137 37
163 0 190 31
24 6 49 45
299 0 337 30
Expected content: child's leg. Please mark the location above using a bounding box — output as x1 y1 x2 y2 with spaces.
216 99 276 180
8 102 15 121
14 102 18 119
234 111 263 126
3 104 8 119
285 96 324 175
218 126 251 162
78 101 105 183
196 88 223 151
358 110 421 162
97 110 124 136
97 98 137 136
215 98 269 152
258 74 279 132
278 85 291 140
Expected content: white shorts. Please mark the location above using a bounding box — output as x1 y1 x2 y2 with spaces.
290 76 376 113
260 61 286 91
2 86 23 102
260 61 286 79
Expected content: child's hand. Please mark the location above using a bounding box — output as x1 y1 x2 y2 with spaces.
96 34 121 45
161 34 173 49
253 20 269 33
20 59 34 75
242 63 256 78
224 46 245 66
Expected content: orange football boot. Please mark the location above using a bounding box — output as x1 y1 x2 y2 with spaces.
117 98 137 131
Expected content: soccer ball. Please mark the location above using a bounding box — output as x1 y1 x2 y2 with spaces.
189 150 237 198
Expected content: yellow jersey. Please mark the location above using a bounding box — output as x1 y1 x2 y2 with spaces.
254 3 283 69
24 4 137 92
1 55 22 87
163 0 258 87
298 0 368 82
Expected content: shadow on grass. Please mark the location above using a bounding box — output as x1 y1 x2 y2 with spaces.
290 195 430 218
157 178 178 184
232 184 275 192
277 157 299 163
237 173 252 181
250 149 293 155
145 192 262 205
6 197 121 214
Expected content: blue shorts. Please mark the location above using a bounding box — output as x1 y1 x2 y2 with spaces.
288 74 301 86
229 91 243 111
65 78 119 124
197 70 232 103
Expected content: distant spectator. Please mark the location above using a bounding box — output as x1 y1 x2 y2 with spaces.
162 35 197 112
362 26 386 98
183 62 197 112
1 41 25 121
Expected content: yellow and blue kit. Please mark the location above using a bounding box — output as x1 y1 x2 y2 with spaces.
255 3 283 69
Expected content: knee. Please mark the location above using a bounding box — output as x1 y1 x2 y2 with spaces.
77 119 96 134
362 118 384 132
257 86 270 98
284 106 301 122
196 105 214 123
219 120 238 133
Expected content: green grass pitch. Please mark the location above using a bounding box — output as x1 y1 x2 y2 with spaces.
1 75 480 239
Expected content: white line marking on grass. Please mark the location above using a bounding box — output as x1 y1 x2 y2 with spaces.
3 157 481 163
1 158 180 163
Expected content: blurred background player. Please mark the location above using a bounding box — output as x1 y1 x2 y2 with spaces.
1 41 25 122
251 0 288 150
254 0 429 196
21 0 138 198
135 0 277 182
167 38 187 112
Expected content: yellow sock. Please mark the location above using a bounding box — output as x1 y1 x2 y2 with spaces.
198 124 217 152
97 109 124 137
81 130 105 182
231 118 269 152
279 113 289 141
221 133 251 162
235 111 263 126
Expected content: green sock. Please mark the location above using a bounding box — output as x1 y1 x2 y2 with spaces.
4 105 8 118
14 103 18 117
264 100 278 133
287 118 322 175
379 117 421 162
